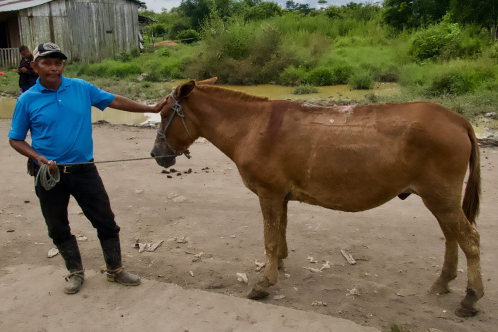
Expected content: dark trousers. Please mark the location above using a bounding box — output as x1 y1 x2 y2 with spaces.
34 164 120 246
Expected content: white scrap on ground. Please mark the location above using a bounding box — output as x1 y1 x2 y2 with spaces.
307 256 318 264
303 267 321 273
311 301 327 306
236 273 248 284
273 295 285 300
320 261 331 271
172 196 187 203
254 261 266 271
47 248 59 258
77 236 87 241
189 271 194 277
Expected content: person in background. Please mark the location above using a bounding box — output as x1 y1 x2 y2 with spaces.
17 45 38 93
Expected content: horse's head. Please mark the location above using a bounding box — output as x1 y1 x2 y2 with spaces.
151 77 217 168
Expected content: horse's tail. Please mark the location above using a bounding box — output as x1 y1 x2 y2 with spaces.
462 129 481 225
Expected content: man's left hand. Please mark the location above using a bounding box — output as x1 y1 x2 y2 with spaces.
19 68 27 73
150 97 168 113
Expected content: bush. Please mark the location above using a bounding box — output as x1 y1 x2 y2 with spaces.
130 48 140 58
427 68 495 96
177 29 201 44
293 84 318 94
76 60 142 78
279 65 307 85
118 52 132 62
306 67 334 86
348 70 374 89
156 48 171 57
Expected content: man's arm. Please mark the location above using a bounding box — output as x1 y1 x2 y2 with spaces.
9 139 57 170
109 95 167 113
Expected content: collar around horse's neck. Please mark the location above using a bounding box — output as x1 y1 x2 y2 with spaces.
156 91 194 158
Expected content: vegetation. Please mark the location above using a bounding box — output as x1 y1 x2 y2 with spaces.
2 0 498 120
293 83 318 94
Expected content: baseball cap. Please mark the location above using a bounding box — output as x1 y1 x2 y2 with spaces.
33 42 67 61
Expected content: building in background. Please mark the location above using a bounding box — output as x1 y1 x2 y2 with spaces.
0 0 143 67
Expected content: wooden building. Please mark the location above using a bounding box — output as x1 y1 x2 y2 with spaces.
0 0 143 67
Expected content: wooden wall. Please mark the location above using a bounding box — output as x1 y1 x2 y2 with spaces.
18 0 139 63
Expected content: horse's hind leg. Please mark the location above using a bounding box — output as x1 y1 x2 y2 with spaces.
429 217 459 295
247 193 284 300
422 196 483 317
277 200 289 269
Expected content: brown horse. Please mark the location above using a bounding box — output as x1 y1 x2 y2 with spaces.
150 78 483 317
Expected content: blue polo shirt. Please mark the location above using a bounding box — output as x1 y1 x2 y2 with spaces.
8 76 115 164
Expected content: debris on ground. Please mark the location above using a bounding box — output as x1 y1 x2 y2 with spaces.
303 267 321 273
341 249 356 265
348 288 360 296
174 236 189 244
273 295 285 300
47 248 59 258
194 252 212 259
7 229 15 232
148 240 164 252
311 301 327 306
285 274 290 279
320 261 331 271
396 293 404 297
307 256 318 264
77 236 88 241
77 211 84 215
255 261 265 271
236 273 248 284
24 200 30 203
172 196 187 203
189 271 194 277
126 136 137 140
134 190 144 194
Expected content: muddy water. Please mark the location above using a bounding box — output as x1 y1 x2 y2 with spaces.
0 82 400 125
472 116 498 139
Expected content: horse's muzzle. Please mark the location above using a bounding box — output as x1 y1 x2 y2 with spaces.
151 150 176 168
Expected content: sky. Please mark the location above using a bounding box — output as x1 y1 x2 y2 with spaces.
142 0 357 13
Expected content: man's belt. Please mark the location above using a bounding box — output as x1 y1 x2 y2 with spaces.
34 159 94 174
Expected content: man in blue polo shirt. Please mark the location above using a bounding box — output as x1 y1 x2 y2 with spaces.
8 42 167 294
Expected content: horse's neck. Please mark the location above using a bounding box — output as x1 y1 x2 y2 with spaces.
189 89 265 161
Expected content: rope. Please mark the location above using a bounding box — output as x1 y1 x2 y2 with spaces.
35 155 176 191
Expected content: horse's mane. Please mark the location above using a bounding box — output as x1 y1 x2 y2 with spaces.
196 84 269 103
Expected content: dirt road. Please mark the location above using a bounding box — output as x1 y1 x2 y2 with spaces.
1 119 497 331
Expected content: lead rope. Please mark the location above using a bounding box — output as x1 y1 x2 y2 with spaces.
35 155 176 191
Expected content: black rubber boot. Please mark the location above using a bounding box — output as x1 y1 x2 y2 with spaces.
100 236 141 286
56 235 84 294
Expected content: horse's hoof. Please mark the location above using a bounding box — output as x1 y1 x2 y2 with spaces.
247 288 269 300
455 304 478 317
429 282 450 295
278 260 285 269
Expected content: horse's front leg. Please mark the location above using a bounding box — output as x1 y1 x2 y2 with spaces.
248 194 284 299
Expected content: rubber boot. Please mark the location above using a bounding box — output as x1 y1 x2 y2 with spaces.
100 236 141 286
56 235 84 294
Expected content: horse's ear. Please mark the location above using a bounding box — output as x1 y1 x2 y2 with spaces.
197 77 217 85
175 80 196 100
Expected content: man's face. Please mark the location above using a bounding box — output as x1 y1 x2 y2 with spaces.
31 57 66 85
20 49 31 58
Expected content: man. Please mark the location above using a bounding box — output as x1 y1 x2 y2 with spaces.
17 45 38 93
8 42 166 294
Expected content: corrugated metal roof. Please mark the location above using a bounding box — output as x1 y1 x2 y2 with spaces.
0 0 144 12
0 0 54 12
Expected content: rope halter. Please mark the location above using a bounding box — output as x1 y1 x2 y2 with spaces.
156 91 193 158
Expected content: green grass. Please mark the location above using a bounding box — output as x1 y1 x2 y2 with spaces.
293 84 318 95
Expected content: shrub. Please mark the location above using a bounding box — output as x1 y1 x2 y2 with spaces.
119 52 132 62
130 48 140 58
427 68 495 96
306 67 334 86
293 84 318 94
177 29 201 44
348 70 374 89
156 48 171 57
279 65 307 85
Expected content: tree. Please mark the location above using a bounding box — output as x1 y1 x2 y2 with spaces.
450 0 498 40
383 0 451 30
178 0 212 30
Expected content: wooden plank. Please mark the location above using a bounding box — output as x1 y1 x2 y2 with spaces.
341 249 356 265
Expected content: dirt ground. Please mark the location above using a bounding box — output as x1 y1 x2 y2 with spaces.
1 119 497 332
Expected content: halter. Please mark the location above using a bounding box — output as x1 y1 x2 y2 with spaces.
156 91 194 158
